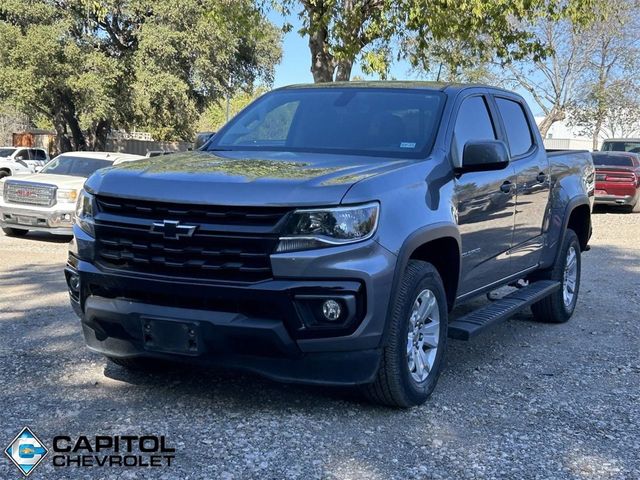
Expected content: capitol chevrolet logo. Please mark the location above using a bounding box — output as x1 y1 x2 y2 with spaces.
4 427 48 476
150 220 197 239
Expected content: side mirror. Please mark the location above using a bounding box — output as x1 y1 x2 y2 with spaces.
459 140 510 173
14 155 25 161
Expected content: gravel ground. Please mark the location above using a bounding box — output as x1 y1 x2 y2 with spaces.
1 207 638 480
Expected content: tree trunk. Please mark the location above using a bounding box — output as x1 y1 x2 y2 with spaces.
92 119 111 151
592 117 603 151
53 110 72 154
538 106 566 138
334 59 354 81
306 2 335 83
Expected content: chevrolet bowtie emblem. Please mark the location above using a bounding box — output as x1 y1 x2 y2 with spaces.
150 220 197 239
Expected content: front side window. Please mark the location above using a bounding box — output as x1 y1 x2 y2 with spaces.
209 88 446 158
453 96 496 163
40 156 113 178
496 98 534 157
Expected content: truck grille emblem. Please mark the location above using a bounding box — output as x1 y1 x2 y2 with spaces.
150 220 197 239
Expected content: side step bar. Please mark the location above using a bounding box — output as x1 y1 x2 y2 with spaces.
448 280 561 340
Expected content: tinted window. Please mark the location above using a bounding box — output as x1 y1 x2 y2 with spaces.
210 88 446 158
15 149 28 159
453 96 496 162
601 141 640 153
592 153 635 167
30 149 47 160
496 98 533 157
40 156 113 177
0 148 16 157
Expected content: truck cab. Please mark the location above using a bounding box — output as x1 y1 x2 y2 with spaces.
65 83 594 407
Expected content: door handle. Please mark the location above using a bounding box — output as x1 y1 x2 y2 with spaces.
500 181 513 194
536 172 547 183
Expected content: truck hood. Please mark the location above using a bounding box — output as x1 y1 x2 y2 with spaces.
85 151 413 206
5 173 87 190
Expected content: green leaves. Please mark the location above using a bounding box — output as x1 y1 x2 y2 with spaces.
0 0 282 148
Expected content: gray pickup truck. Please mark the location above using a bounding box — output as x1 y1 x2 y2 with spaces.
66 82 594 407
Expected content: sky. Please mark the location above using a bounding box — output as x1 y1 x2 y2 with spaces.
267 11 541 115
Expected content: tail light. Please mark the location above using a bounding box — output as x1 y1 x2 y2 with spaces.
605 172 636 183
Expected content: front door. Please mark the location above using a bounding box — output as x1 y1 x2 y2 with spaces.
493 96 550 273
453 95 517 296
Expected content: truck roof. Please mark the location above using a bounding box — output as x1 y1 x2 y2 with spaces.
277 81 515 95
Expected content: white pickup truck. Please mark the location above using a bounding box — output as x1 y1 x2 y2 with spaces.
0 151 144 236
0 146 50 178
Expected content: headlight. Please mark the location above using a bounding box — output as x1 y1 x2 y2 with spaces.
58 189 78 203
74 190 95 236
276 203 379 253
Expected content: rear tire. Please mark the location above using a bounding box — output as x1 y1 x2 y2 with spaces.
2 227 29 237
531 229 581 323
363 260 448 408
0 171 9 180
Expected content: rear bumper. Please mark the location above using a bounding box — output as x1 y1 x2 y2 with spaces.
594 193 638 206
66 227 397 385
0 204 74 234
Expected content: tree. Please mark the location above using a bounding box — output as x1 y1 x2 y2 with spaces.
274 0 595 84
501 19 592 138
574 0 640 149
500 0 639 139
569 81 640 144
0 0 281 152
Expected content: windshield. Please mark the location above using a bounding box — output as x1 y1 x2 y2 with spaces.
40 156 113 177
0 148 16 157
592 154 635 167
209 88 445 158
601 141 640 153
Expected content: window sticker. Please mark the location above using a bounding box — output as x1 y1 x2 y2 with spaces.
400 142 416 149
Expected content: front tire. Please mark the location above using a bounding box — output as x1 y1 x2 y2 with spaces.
531 229 581 323
363 260 448 408
2 227 29 237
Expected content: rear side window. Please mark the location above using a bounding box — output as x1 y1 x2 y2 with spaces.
453 96 496 163
496 98 534 157
601 141 640 153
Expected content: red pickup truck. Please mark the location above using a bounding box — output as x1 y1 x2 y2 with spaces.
592 152 640 212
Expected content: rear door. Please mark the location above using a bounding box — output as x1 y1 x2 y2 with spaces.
454 94 517 295
493 95 550 273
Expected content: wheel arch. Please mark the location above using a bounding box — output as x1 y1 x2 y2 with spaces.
380 224 461 347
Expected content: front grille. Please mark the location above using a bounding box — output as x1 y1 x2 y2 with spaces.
94 196 291 283
4 181 56 207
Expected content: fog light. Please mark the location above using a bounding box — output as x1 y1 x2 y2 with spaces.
322 299 342 321
69 274 80 292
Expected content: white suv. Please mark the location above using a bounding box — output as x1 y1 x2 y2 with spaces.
0 151 144 236
0 147 50 178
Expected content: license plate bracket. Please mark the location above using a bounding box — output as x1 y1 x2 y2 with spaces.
16 215 38 226
141 318 201 356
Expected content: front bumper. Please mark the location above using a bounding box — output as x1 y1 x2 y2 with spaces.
0 204 74 234
66 227 397 386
